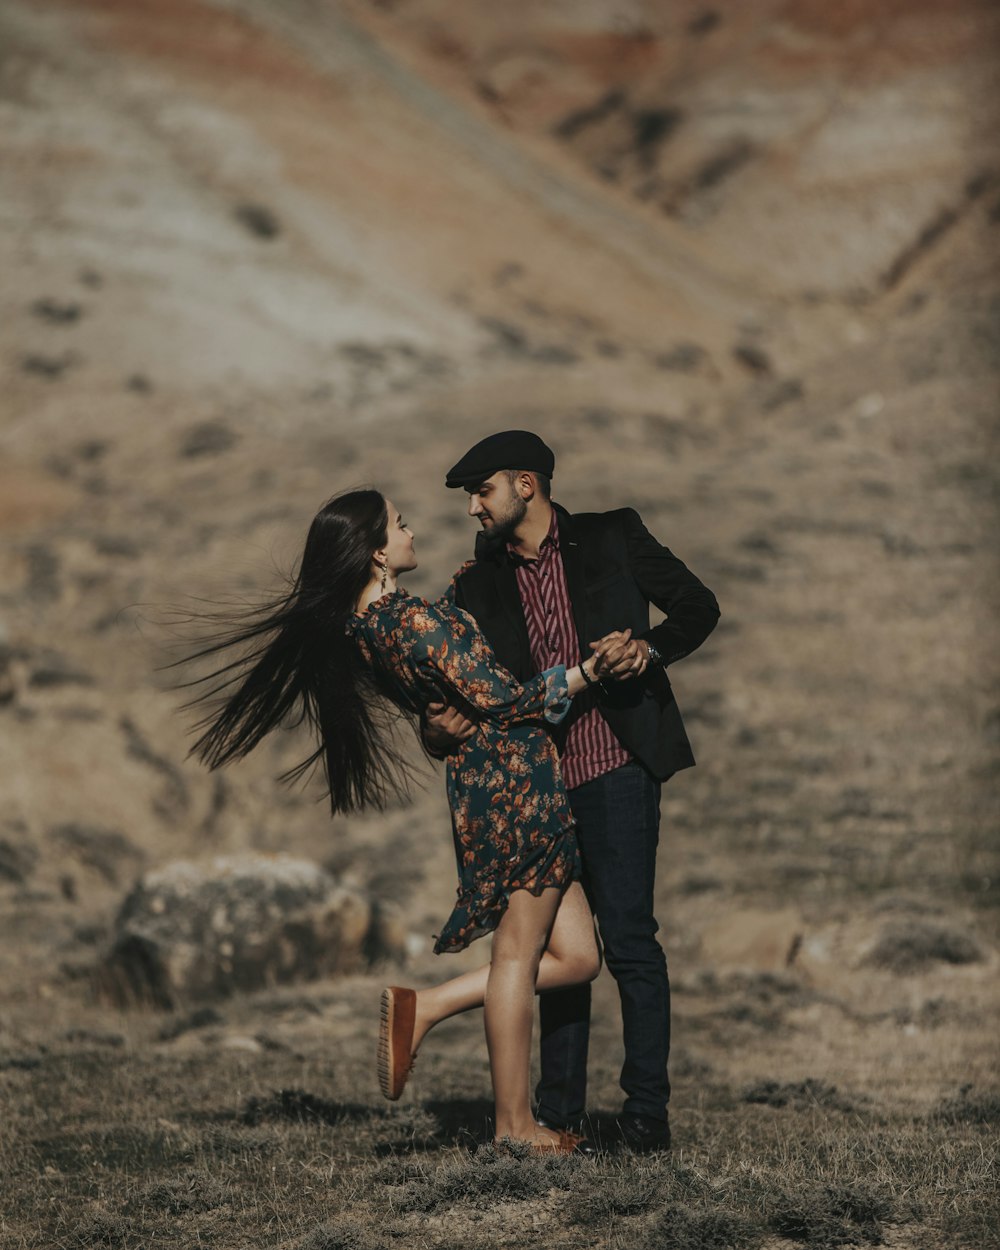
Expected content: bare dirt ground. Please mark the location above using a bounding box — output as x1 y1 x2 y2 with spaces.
1 2 998 1247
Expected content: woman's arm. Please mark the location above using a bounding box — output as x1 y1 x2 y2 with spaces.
408 603 599 728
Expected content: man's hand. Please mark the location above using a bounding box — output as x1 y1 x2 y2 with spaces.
423 701 478 757
589 628 650 682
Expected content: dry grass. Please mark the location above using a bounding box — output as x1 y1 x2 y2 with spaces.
2 999 997 1250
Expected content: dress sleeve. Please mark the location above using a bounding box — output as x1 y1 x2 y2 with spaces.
407 602 570 726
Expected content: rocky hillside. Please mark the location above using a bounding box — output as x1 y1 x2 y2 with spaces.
1 0 997 1055
2 3 999 1247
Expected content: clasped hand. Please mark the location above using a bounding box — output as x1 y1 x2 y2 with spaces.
424 628 649 754
589 627 650 681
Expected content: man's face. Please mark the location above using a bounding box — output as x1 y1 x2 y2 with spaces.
465 471 527 542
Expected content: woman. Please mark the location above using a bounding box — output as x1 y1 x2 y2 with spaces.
187 489 611 1153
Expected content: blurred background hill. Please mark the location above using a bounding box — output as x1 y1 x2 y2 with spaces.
1 2 998 1245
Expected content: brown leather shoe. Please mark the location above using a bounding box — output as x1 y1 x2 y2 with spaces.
378 986 417 1101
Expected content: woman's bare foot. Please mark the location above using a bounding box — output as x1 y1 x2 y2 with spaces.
494 1121 564 1151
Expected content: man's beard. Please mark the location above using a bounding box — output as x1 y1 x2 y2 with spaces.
480 495 527 547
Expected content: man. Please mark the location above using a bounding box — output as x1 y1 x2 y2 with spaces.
425 430 719 1153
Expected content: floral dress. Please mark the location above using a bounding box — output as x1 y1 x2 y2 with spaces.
346 587 580 953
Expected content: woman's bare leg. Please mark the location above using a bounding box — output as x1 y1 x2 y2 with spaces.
484 885 562 1142
411 882 600 1052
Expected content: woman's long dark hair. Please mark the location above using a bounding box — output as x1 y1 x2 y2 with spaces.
183 488 414 813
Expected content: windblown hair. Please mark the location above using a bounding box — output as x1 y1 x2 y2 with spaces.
182 488 414 814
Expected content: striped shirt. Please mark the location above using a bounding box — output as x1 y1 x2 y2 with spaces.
509 511 631 791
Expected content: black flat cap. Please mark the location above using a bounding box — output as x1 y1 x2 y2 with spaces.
445 430 555 488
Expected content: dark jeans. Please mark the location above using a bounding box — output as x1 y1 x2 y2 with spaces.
535 761 670 1125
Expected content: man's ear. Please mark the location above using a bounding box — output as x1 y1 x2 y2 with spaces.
517 471 536 500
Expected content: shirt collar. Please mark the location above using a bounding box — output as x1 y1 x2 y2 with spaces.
507 508 560 565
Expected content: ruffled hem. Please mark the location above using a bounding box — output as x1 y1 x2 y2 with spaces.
432 835 580 955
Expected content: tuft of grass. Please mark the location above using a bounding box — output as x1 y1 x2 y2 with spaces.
136 1170 229 1215
645 1202 760 1249
742 1078 858 1113
865 919 983 973
932 1085 1000 1126
768 1179 892 1246
243 1087 370 1125
567 1169 664 1222
568 1161 893 1250
67 1210 135 1248
385 1144 582 1213
299 1216 379 1250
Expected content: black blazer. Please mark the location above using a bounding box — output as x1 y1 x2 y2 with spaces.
451 504 721 781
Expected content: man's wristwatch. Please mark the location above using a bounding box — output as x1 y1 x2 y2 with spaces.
645 642 663 668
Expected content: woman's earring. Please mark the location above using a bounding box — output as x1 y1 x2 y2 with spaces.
380 561 388 594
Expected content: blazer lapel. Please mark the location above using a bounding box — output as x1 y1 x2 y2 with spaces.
554 505 590 652
469 535 532 676
494 559 531 667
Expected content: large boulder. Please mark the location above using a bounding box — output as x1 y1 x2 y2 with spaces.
98 854 405 1009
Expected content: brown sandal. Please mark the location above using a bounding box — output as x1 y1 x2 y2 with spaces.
378 986 417 1101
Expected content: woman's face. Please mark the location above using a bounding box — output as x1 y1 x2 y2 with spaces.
381 499 417 576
